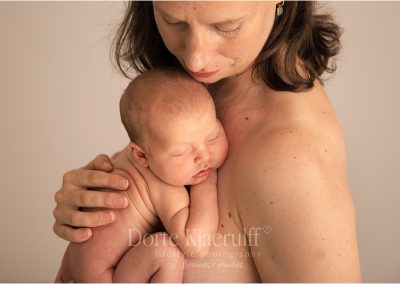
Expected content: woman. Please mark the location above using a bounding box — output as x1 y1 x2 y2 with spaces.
53 1 361 281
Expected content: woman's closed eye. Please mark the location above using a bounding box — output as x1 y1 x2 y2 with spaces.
215 24 243 37
162 16 185 28
162 15 243 37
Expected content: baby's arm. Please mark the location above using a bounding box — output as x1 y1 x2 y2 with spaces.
152 171 218 258
185 170 219 252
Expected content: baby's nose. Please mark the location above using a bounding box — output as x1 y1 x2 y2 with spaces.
194 150 211 165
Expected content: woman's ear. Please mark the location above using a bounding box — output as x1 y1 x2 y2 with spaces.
128 142 149 167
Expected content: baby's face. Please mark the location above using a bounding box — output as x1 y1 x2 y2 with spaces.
144 102 228 186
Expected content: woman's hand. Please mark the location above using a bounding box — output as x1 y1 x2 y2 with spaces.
53 154 130 242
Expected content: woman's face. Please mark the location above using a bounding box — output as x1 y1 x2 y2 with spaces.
153 1 277 84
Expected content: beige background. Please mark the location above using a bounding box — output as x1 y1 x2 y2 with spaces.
0 1 399 282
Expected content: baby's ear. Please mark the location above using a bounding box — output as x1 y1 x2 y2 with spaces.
128 142 149 167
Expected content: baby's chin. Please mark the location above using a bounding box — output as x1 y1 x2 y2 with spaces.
187 175 209 186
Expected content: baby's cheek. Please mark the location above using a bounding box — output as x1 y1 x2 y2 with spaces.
167 165 191 186
217 142 229 166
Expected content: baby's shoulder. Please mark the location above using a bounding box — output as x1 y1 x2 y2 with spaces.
111 155 161 220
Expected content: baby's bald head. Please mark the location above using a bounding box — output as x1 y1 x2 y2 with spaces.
120 67 214 148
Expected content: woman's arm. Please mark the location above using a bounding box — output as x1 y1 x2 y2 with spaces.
53 153 130 242
237 128 362 282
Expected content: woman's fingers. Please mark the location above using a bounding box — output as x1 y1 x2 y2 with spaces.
53 152 132 242
55 187 128 209
62 169 129 191
53 206 117 228
82 153 113 172
53 222 92 242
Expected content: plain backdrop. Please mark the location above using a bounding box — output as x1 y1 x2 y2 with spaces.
0 2 399 282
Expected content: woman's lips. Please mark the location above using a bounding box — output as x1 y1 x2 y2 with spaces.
189 69 220 78
193 168 212 179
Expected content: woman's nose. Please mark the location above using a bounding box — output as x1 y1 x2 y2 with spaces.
183 30 210 72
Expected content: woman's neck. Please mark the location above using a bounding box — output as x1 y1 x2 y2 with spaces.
206 68 269 121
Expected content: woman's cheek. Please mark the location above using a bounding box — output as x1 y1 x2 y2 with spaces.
157 27 182 56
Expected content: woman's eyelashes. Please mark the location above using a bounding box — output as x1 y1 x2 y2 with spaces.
162 16 185 28
162 16 242 37
215 24 243 37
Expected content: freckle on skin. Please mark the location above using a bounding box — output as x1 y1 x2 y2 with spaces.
245 117 249 120
270 201 274 205
221 224 224 228
228 212 232 218
315 249 326 258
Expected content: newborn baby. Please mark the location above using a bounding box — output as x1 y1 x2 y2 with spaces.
57 67 229 282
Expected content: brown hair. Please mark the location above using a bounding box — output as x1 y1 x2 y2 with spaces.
112 2 342 92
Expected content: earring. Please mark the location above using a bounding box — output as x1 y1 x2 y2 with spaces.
276 1 284 17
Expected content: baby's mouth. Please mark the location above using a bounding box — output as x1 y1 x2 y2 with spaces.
193 167 212 179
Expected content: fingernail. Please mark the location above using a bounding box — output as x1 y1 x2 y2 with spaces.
102 212 113 222
82 229 91 239
102 162 112 168
119 179 129 189
116 196 127 207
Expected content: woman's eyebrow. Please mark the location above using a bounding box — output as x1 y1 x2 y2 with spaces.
209 16 247 26
153 5 176 18
154 6 247 25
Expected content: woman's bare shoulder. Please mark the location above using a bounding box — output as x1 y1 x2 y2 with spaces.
249 80 347 168
236 127 361 281
234 86 361 281
248 105 348 202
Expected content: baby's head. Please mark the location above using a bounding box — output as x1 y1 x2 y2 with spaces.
120 67 228 186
